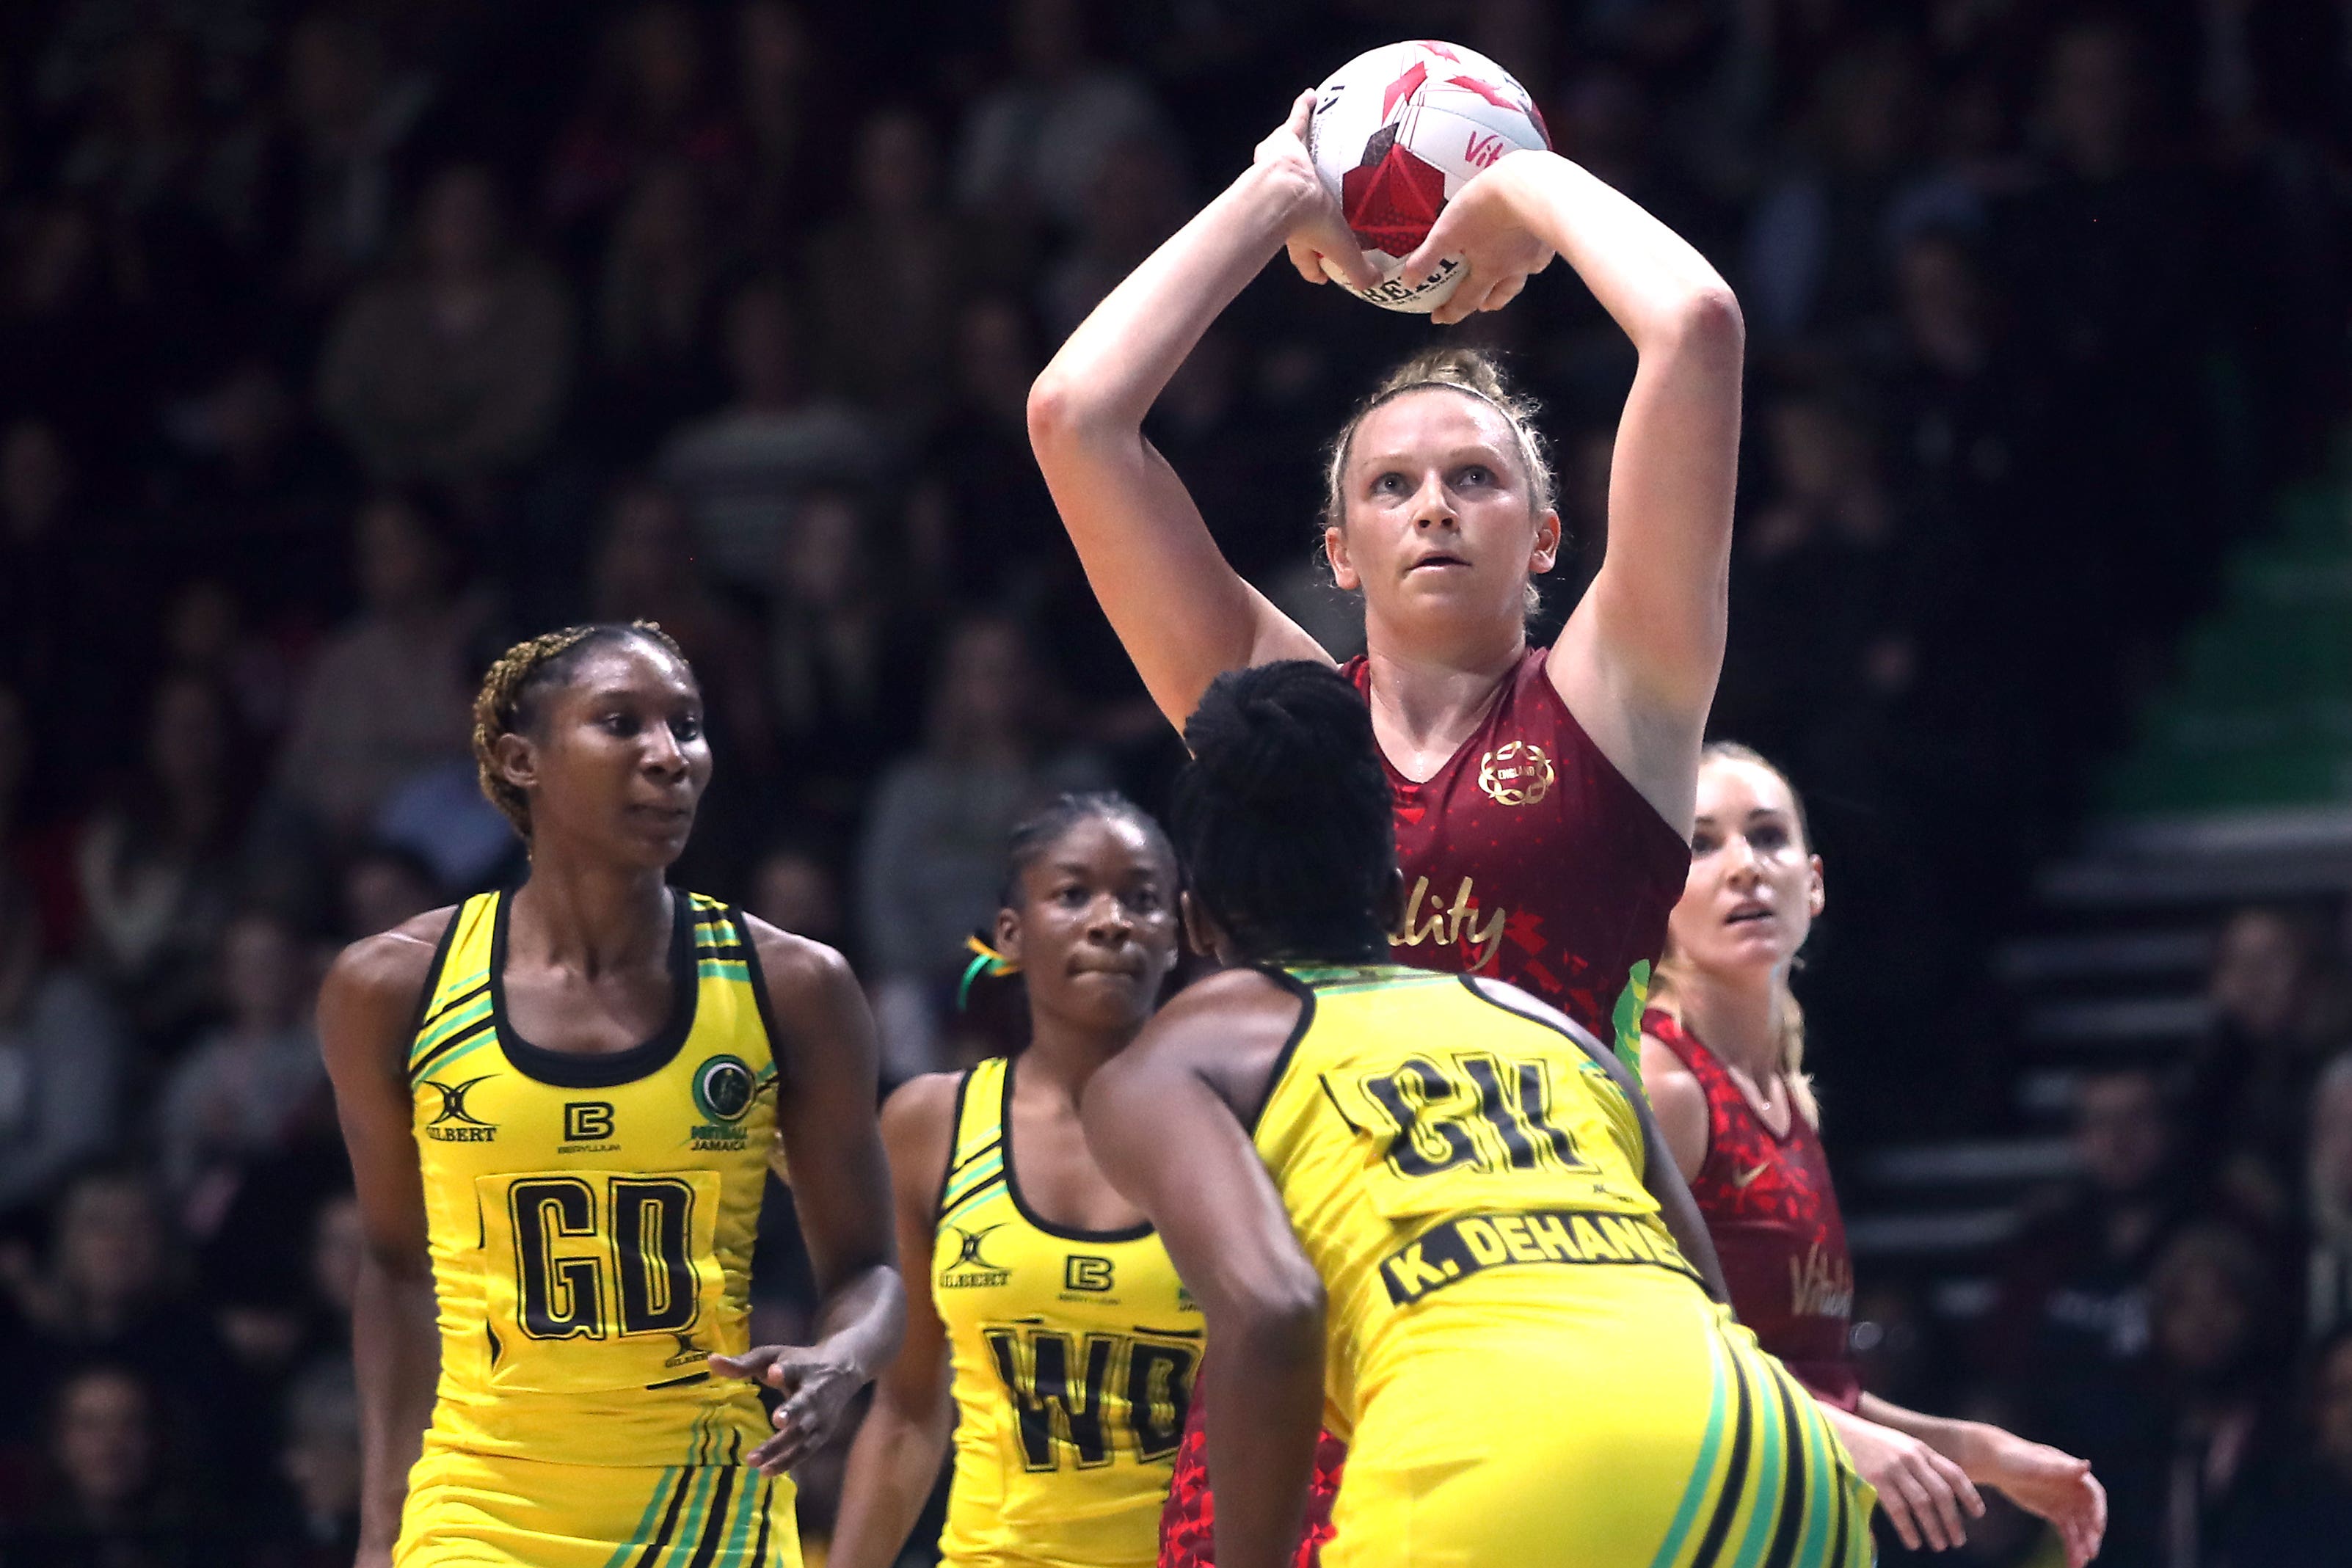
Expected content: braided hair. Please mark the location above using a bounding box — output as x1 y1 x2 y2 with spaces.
1173 661 1393 965
470 621 688 839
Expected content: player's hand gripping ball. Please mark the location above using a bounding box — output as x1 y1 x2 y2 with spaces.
1308 40 1551 313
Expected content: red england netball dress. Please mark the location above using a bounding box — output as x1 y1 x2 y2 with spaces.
1159 646 1691 1568
1644 1007 1860 1409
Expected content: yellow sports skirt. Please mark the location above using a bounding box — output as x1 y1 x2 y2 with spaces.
1328 1296 1874 1568
396 1447 801 1568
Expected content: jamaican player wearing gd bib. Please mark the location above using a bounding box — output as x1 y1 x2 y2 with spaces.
1085 665 1874 1568
828 794 1200 1568
321 624 904 1568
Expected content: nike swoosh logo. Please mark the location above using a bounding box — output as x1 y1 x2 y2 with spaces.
1731 1163 1770 1189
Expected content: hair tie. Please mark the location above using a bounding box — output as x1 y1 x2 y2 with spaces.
956 934 1019 1010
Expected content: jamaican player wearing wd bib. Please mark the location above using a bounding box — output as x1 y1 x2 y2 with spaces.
1085 665 1873 1568
321 624 904 1568
829 794 1200 1568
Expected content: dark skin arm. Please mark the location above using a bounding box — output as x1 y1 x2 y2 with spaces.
826 1074 960 1568
1466 975 1730 1304
1081 970 1323 1568
318 909 454 1568
711 920 906 1475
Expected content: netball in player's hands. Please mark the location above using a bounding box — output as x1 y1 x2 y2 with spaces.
1032 79 1743 1568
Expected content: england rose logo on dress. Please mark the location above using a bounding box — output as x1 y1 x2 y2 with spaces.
1477 740 1554 806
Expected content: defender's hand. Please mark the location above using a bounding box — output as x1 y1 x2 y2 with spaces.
713 1342 870 1475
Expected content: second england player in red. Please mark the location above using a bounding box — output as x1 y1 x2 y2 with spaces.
1642 743 2106 1567
1027 88 1743 1566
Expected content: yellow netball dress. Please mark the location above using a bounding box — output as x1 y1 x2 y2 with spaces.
396 889 795 1568
931 1054 1201 1567
1253 966 1874 1568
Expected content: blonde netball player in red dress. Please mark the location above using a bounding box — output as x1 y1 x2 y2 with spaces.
1642 744 2106 1566
1027 87 1744 1568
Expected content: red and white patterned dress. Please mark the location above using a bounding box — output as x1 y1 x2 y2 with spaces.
1644 1007 1860 1408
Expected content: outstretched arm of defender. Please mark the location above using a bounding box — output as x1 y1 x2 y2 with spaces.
1407 153 1744 831
1027 92 1370 729
320 915 453 1568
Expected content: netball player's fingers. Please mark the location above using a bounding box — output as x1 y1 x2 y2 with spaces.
2058 1471 2106 1568
1477 272 1531 317
707 1345 784 1382
1885 1451 1957 1551
1932 1448 1984 1519
746 1414 805 1476
1429 266 1496 328
1909 1453 1968 1551
1874 1479 1924 1553
1286 236 1329 285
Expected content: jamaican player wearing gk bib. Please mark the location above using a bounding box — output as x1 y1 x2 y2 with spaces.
829 795 1200 1568
1085 665 1872 1568
321 624 903 1568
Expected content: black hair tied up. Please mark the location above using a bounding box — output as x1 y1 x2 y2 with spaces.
1173 661 1394 966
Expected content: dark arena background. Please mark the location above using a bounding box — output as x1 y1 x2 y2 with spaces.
0 1 2348 1564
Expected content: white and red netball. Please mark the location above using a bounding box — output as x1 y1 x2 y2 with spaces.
1306 40 1550 313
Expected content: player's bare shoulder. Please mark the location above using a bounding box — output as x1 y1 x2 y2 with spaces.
880 1071 964 1200
319 905 461 1069
1125 966 1303 1117
738 911 858 1007
883 1071 963 1140
737 912 878 1074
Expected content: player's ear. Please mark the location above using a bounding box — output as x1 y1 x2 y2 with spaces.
1179 891 1219 959
1529 507 1560 575
993 905 1022 966
1324 523 1360 591
493 730 538 798
1806 853 1824 919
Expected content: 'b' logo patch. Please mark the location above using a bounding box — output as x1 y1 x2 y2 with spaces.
1064 1255 1115 1292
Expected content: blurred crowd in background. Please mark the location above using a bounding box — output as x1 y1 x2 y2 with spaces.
0 1 2348 1564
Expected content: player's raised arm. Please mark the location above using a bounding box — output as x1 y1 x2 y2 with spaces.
1082 991 1327 1568
1405 152 1744 832
715 923 906 1475
826 1074 961 1568
318 911 452 1568
1026 91 1372 729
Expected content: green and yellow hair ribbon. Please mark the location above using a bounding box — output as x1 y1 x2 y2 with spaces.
957 934 1020 1010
